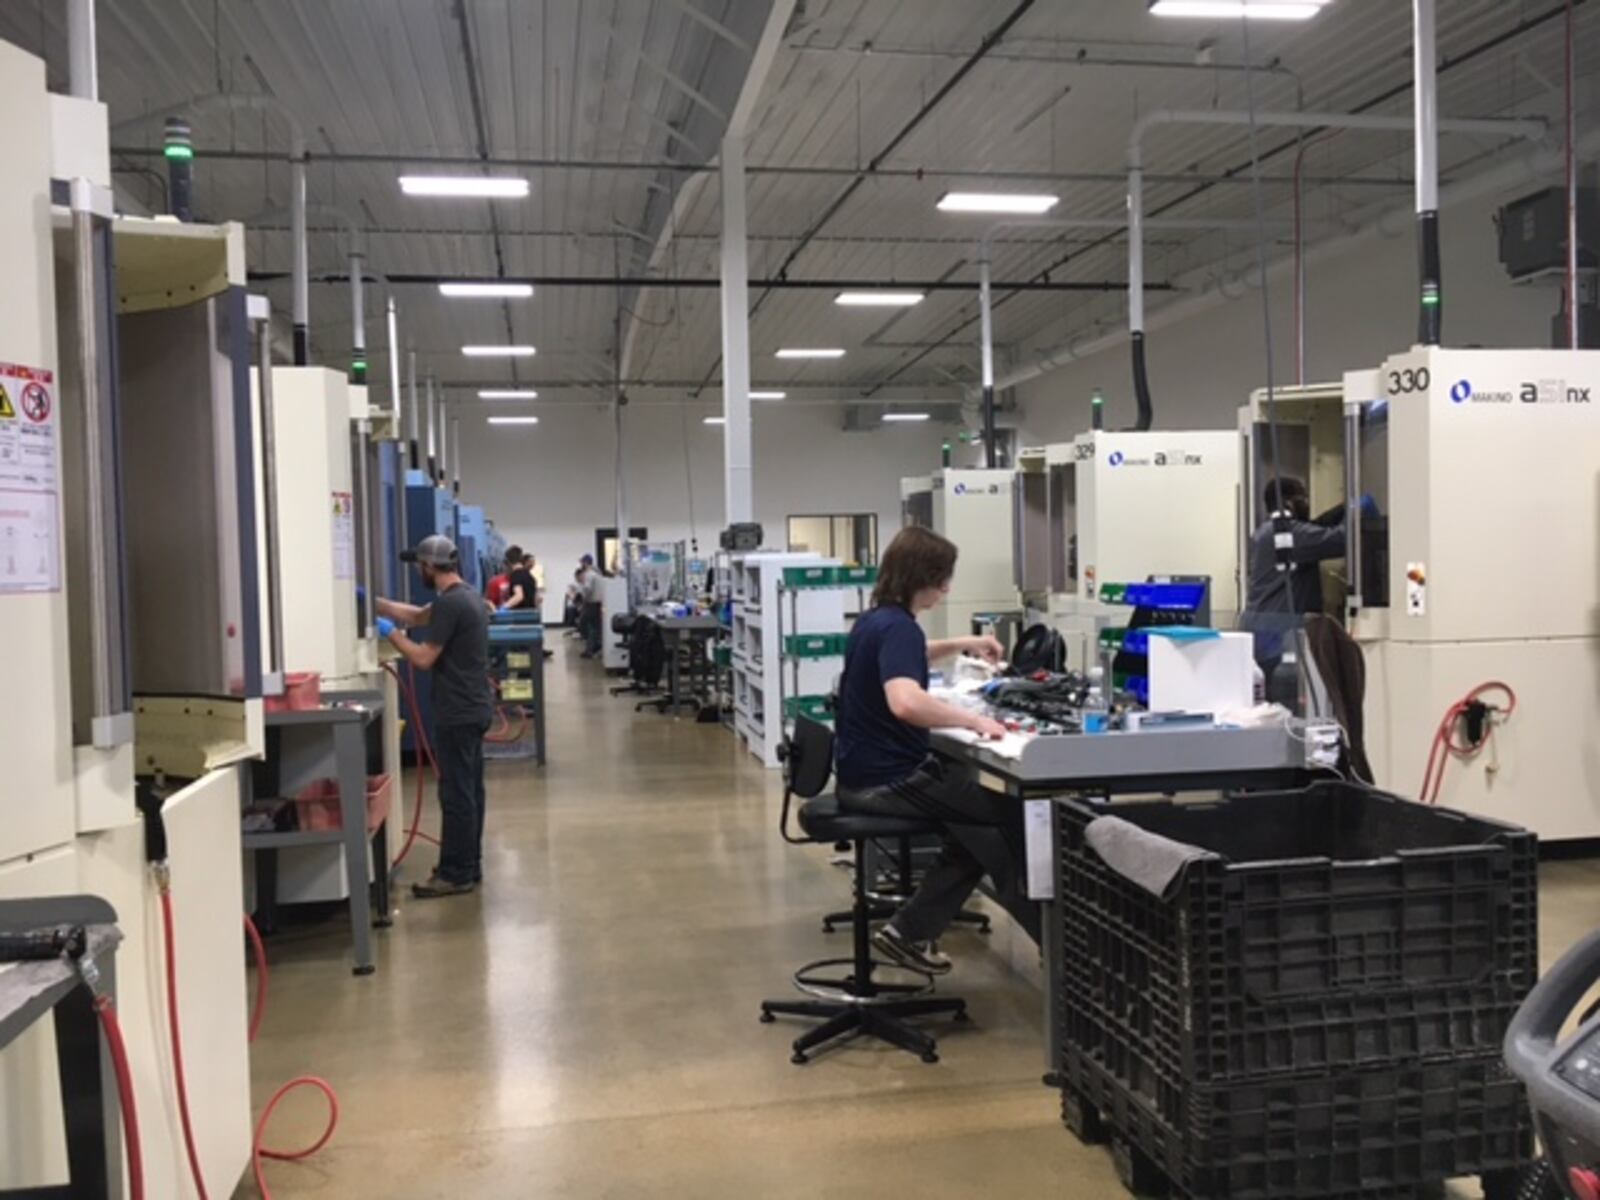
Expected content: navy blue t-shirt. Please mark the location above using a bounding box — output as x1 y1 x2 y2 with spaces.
835 605 930 789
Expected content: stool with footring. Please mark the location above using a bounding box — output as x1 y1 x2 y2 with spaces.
759 716 969 1064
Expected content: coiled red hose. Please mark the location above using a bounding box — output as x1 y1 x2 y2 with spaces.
160 886 339 1200
1419 681 1517 806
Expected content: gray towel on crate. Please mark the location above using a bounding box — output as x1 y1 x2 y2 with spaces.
1085 816 1217 899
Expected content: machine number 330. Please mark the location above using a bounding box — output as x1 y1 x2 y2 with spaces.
1387 366 1430 396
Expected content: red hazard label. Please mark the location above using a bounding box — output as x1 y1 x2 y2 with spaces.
20 383 49 424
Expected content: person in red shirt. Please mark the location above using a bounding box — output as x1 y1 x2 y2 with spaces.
485 546 520 609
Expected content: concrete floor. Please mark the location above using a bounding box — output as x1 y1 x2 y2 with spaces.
240 640 1600 1198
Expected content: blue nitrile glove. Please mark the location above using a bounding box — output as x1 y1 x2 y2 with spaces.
376 616 396 638
1360 493 1380 518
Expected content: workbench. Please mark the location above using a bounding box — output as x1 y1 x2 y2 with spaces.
243 690 390 976
488 614 547 764
648 614 721 716
930 720 1324 797
0 897 125 1199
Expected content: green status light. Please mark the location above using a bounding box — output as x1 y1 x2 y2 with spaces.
163 144 194 161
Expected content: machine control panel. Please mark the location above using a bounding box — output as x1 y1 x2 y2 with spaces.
1558 1036 1600 1101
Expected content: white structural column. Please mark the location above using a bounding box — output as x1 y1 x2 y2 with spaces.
719 132 754 526
717 0 797 531
67 0 97 99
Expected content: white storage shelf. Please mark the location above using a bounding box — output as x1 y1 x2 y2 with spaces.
725 550 846 768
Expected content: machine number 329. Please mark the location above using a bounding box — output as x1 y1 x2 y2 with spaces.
1387 367 1430 395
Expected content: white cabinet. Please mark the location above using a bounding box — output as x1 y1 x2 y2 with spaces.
728 551 843 768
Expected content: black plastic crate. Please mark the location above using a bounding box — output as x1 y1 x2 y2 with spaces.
1054 784 1537 1089
1065 1050 1532 1199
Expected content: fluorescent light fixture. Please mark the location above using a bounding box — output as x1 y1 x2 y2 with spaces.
775 348 846 359
704 416 726 426
936 192 1058 215
1148 1 1327 18
461 345 535 357
749 390 787 400
882 412 931 423
487 416 540 426
835 291 925 307
400 175 529 198
478 389 539 400
440 281 534 299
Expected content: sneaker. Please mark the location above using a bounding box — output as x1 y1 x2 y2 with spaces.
412 874 477 899
872 923 952 976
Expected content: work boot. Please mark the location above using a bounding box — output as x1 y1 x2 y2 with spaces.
412 873 477 899
872 923 952 976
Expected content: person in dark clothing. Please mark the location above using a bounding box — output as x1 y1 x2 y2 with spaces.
1243 475 1342 681
374 534 495 898
501 548 540 612
1241 476 1375 678
834 525 1034 978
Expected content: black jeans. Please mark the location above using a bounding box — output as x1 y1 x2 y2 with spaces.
434 720 489 884
838 756 1038 945
579 601 602 655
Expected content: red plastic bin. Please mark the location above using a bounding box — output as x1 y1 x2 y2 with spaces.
293 773 393 834
265 671 322 713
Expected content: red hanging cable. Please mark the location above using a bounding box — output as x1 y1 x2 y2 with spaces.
382 661 443 865
93 993 144 1200
159 885 210 1200
243 910 268 1045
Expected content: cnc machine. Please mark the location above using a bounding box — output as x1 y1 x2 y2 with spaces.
1016 431 1240 669
1239 350 1600 839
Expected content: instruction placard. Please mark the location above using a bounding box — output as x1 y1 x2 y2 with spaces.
0 363 60 594
332 491 355 580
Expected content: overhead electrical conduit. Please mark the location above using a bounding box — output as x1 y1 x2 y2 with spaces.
1124 107 1545 427
246 202 371 378
112 93 311 363
971 215 1299 447
992 123 1596 396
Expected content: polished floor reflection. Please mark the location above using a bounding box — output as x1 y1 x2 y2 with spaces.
240 641 1599 1198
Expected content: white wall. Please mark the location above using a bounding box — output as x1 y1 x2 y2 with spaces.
1012 185 1563 441
454 403 944 620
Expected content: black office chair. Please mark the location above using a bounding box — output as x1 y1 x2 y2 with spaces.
609 617 666 704
760 717 969 1065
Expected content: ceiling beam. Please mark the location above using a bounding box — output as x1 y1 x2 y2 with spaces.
104 145 1415 190
660 0 754 55
252 271 1173 292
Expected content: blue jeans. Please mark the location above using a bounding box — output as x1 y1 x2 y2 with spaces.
434 720 488 884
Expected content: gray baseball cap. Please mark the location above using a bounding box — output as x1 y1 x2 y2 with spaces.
401 534 459 568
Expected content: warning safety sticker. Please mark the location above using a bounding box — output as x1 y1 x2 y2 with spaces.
0 362 60 594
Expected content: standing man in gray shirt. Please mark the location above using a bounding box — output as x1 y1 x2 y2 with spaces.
374 534 494 898
577 553 605 658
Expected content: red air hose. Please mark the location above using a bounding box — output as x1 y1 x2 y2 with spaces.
159 885 210 1199
382 661 443 865
159 883 339 1200
243 913 339 1198
93 992 144 1200
1420 681 1518 806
